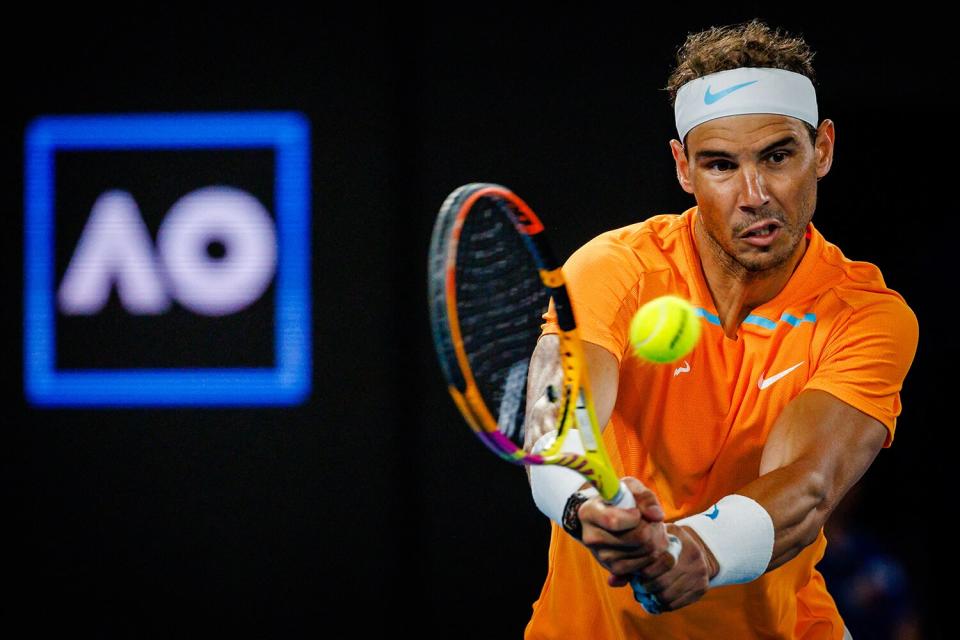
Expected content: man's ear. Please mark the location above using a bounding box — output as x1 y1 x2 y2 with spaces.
815 119 835 180
669 139 694 194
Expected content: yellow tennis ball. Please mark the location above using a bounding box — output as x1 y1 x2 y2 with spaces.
629 295 702 363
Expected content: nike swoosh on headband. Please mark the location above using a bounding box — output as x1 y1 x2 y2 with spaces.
704 80 759 105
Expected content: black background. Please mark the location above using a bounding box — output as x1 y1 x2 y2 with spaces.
7 7 948 638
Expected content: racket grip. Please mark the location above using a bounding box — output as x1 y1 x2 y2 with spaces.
605 480 636 509
607 480 682 614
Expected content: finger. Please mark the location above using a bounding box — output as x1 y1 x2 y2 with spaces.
656 574 708 612
641 503 665 522
584 517 670 558
579 499 642 535
632 543 684 585
606 541 683 590
604 552 663 578
608 573 631 588
620 477 666 522
596 520 668 554
594 526 670 565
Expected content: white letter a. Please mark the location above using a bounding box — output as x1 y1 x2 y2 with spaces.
58 190 171 315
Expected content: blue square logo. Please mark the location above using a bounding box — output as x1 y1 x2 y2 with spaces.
24 112 312 407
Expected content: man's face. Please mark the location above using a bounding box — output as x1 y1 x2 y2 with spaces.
671 114 833 273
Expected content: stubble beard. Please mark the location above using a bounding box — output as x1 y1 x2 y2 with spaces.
704 207 813 277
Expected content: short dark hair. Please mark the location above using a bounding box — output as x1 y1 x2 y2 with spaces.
665 19 819 149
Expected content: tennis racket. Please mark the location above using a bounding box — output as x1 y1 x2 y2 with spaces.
427 182 676 613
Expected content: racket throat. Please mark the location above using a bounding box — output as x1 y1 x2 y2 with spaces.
574 390 600 451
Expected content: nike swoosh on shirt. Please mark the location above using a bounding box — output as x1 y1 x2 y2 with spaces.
758 361 805 390
705 505 719 520
704 80 758 104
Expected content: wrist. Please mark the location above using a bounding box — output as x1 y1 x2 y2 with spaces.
529 430 588 525
670 524 719 579
561 487 599 541
674 494 774 588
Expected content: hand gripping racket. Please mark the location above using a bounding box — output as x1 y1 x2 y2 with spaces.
427 183 679 613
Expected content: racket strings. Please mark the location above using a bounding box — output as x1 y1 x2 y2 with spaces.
455 198 548 446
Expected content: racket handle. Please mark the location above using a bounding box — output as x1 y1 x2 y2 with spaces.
606 480 636 509
607 480 682 615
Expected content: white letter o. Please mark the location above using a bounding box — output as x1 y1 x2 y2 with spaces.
157 186 277 316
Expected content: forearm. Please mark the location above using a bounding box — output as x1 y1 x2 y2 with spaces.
734 460 828 571
523 336 621 518
523 335 620 451
526 336 562 403
523 335 563 452
610 393 887 609
731 390 887 572
678 444 862 578
672 459 828 585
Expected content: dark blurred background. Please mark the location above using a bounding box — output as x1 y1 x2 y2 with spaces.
7 7 945 638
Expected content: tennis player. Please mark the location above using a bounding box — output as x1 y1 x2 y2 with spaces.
523 20 918 639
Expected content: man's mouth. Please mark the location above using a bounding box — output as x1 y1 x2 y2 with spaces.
739 220 783 246
740 220 782 238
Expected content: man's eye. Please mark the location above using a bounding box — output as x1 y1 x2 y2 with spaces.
708 160 733 171
769 151 789 163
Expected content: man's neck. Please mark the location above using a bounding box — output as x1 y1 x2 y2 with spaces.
694 222 808 339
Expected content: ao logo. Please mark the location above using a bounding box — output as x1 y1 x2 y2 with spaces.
25 112 311 407
59 186 277 317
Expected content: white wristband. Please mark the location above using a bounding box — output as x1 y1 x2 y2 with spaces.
675 494 775 588
529 429 587 524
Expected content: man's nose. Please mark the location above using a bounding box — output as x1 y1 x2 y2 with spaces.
739 165 770 209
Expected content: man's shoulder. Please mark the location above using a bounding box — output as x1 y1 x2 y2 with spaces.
574 210 693 267
805 233 916 336
590 210 691 243
813 233 910 311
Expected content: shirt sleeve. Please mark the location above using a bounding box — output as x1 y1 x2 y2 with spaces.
802 293 919 448
540 234 645 364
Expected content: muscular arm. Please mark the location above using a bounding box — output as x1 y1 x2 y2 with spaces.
523 334 621 452
524 334 674 587
631 388 890 612
522 334 883 603
731 388 888 571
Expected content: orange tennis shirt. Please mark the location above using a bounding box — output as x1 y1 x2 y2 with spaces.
526 206 919 639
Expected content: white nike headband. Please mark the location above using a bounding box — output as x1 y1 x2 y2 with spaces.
674 67 818 142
